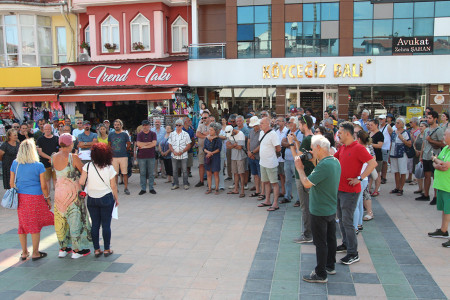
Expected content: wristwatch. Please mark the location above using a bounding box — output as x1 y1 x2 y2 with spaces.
250 151 254 155
357 176 363 181
289 143 295 147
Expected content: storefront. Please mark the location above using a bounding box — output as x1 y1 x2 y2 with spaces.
189 55 450 123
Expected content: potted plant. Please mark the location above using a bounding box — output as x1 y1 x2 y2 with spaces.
104 43 117 53
80 41 90 54
132 42 145 51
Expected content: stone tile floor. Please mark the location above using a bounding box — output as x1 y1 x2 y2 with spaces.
0 171 449 299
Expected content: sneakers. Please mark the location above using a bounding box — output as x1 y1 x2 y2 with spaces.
124 188 130 195
302 271 328 283
340 253 360 265
171 185 179 190
428 228 449 238
415 194 430 201
72 249 90 259
225 177 232 181
195 181 204 187
228 184 235 189
149 189 157 194
138 190 146 195
442 240 450 248
58 248 72 258
184 185 190 190
244 184 249 190
293 235 313 244
336 244 347 253
430 197 437 205
326 267 336 275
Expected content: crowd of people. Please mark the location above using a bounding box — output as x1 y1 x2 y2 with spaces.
1 105 449 283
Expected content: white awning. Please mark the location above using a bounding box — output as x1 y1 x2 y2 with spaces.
219 88 276 98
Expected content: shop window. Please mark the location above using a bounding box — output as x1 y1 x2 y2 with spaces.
393 19 413 37
373 19 392 38
434 36 450 54
130 13 150 51
171 16 188 53
354 1 373 20
237 5 271 59
435 1 450 18
414 2 434 18
414 18 434 36
394 3 413 19
56 27 67 63
101 15 120 53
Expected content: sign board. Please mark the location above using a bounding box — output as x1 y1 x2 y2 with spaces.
406 106 424 123
0 67 42 88
392 37 433 54
59 61 187 87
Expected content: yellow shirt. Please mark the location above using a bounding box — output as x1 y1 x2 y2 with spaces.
98 135 108 144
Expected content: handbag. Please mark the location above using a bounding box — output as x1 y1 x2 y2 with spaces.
1 163 19 209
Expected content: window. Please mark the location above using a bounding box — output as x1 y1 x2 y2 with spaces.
394 3 413 19
414 2 434 18
393 19 413 37
354 2 373 20
237 5 271 58
373 19 392 38
171 16 188 53
56 27 67 63
101 15 120 53
414 18 434 36
435 1 450 17
321 2 339 21
130 13 150 51
85 25 90 45
0 14 52 67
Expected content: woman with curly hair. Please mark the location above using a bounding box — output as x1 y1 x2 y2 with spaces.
52 133 92 259
80 143 119 257
0 129 20 189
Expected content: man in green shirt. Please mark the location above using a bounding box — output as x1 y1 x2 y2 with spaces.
428 127 450 247
295 135 341 283
288 115 315 243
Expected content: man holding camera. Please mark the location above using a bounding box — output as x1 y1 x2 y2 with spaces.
288 115 315 243
334 122 377 265
295 135 341 283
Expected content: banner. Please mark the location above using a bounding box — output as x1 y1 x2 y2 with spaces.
393 37 433 54
406 106 424 123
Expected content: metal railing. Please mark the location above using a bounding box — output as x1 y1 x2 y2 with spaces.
188 43 226 60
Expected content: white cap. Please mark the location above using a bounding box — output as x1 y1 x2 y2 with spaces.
353 120 362 127
378 115 386 119
248 116 260 127
225 125 234 138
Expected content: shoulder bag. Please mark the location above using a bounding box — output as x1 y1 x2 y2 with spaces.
403 131 416 159
1 163 19 209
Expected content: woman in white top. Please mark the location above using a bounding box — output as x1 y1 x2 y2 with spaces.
80 143 118 257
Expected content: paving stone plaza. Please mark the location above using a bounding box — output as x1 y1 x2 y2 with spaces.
0 171 449 300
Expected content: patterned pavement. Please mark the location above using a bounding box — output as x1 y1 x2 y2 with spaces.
0 170 449 299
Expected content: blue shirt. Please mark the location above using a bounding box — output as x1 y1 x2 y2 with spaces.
183 126 195 153
108 131 129 157
235 125 250 138
151 127 166 146
358 119 369 132
78 132 98 143
10 160 45 195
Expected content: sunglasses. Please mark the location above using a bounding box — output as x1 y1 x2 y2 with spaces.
202 117 208 120
225 131 231 134
176 124 182 127
13 126 19 128
59 125 63 128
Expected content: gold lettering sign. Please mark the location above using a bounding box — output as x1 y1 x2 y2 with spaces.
262 62 365 79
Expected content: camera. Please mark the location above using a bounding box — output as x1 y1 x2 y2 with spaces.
299 151 313 161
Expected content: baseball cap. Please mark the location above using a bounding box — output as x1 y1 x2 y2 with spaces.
83 120 91 125
59 133 73 146
378 115 386 119
248 116 260 127
387 113 394 118
103 120 110 123
225 125 234 138
52 116 59 121
142 120 150 125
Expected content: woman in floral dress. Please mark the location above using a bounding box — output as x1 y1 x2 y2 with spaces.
52 134 92 259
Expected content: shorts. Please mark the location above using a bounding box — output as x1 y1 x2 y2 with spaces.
423 159 434 173
390 155 408 175
277 162 284 175
436 189 450 214
112 157 128 174
260 165 278 184
381 149 390 162
375 160 382 173
249 158 261 176
187 152 193 168
44 167 56 182
198 147 205 165
231 159 246 174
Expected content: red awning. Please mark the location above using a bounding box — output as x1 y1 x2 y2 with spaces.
59 88 178 102
0 91 58 102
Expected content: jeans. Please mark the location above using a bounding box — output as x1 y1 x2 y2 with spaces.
87 193 115 251
353 180 368 230
172 158 188 186
311 214 337 279
138 158 155 191
337 191 359 255
296 179 312 239
284 160 298 202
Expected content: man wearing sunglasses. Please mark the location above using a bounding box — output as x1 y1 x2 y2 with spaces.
72 119 84 140
33 119 45 141
195 111 212 187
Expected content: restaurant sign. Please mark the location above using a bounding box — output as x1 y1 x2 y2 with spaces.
392 37 433 54
58 61 187 87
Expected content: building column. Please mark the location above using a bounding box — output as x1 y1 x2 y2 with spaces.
276 86 286 116
226 0 237 59
154 10 165 57
88 15 97 60
338 85 349 120
191 0 199 45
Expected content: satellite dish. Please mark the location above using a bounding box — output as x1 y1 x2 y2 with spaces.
78 53 90 62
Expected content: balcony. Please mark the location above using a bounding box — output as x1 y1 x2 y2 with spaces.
188 43 226 60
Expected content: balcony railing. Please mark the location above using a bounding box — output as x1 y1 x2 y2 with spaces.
188 43 226 60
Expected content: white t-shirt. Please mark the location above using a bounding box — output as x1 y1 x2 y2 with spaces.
259 130 280 168
276 127 289 162
380 124 391 150
83 163 117 198
72 128 84 139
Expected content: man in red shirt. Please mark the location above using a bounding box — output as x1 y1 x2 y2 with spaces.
334 122 377 265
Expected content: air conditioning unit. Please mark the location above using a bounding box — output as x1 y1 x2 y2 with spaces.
78 53 90 62
53 70 61 82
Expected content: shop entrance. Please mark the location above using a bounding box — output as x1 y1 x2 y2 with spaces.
300 92 323 115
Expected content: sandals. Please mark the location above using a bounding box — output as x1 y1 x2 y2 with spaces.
363 214 374 221
257 195 266 201
94 250 104 258
205 190 212 195
215 190 219 195
390 188 399 194
293 201 300 207
104 250 114 257
267 206 279 211
371 191 379 197
20 252 29 261
258 203 271 207
32 251 47 261
414 190 423 194
397 190 403 196
250 192 260 197
279 199 291 204
239 194 245 198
